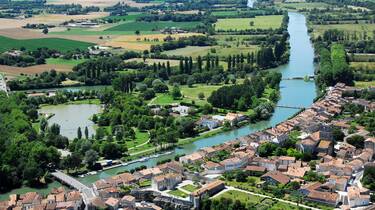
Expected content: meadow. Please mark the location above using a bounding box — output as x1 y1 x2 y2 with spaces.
215 15 283 30
275 2 330 10
311 23 375 39
0 36 94 53
105 21 202 32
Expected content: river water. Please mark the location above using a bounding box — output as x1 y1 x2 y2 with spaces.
0 12 317 199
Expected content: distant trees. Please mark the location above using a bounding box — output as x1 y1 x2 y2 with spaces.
317 44 354 87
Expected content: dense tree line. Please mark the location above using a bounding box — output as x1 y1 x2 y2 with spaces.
317 44 354 87
137 12 216 23
208 72 281 111
0 92 61 192
150 35 216 53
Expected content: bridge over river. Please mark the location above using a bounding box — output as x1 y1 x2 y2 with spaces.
51 171 96 208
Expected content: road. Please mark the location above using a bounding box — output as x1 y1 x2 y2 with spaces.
0 74 8 95
213 186 320 210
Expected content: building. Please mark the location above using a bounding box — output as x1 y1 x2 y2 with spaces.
203 161 224 174
244 165 266 176
219 157 247 171
261 171 290 185
197 117 221 130
120 195 136 209
190 180 225 208
224 113 246 126
348 186 370 208
151 173 183 191
365 137 375 151
105 197 119 210
179 152 203 164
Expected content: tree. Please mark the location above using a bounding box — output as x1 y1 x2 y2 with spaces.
257 142 278 157
77 127 82 139
332 127 345 142
84 149 98 169
84 126 89 139
27 108 38 122
250 21 254 26
62 153 82 173
40 118 48 133
171 85 182 99
49 123 60 136
135 30 140 35
198 92 205 100
347 135 365 148
42 27 48 34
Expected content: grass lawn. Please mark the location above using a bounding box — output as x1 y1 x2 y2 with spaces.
180 84 222 101
150 93 180 105
126 129 150 149
106 21 201 32
355 81 375 88
50 28 160 36
312 23 375 39
181 184 199 192
139 179 151 187
168 189 188 198
214 190 262 204
46 58 87 67
0 36 94 53
66 99 101 105
215 15 283 30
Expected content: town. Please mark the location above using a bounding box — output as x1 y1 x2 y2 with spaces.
1 83 374 210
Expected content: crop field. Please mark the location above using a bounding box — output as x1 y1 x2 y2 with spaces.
46 58 87 67
311 24 375 39
350 62 375 70
102 12 146 22
215 15 283 30
0 36 94 53
105 21 201 32
0 64 72 80
46 0 159 8
355 81 375 88
275 2 330 10
125 58 181 66
103 33 202 50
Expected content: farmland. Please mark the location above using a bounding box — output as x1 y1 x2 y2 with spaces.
0 64 72 80
125 58 181 66
0 36 94 53
215 15 283 30
311 23 375 39
105 21 202 32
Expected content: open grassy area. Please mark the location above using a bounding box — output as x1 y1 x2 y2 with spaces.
181 184 199 192
102 12 146 22
215 190 262 204
126 129 150 149
106 21 201 32
215 15 283 30
180 85 222 101
0 36 93 53
355 81 375 88
275 2 330 10
46 58 87 67
168 189 188 198
163 46 212 58
311 23 375 39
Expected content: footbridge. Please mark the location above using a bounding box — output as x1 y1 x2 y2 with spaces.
282 75 316 80
276 105 308 110
51 170 96 207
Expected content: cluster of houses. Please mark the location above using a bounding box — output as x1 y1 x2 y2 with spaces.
177 83 375 208
1 83 374 210
0 187 83 210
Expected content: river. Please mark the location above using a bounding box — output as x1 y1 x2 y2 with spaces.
0 12 317 199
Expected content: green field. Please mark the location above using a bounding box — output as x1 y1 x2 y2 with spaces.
102 12 146 22
276 2 330 10
181 184 199 192
106 21 202 32
312 23 375 39
355 81 375 88
163 46 212 58
46 58 87 67
168 189 188 198
215 190 301 210
350 62 375 70
0 36 94 53
215 16 283 30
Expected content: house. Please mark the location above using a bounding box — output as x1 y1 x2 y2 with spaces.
157 161 184 174
90 197 107 209
347 186 370 208
277 156 295 166
171 105 191 116
220 157 247 171
316 140 333 156
306 190 339 207
327 176 348 191
66 191 82 209
253 157 277 171
190 180 225 208
284 166 310 178
120 195 136 208
245 165 266 176
105 197 119 210
365 137 375 151
151 173 183 191
197 117 221 130
203 161 224 174
20 192 42 210
261 171 290 185
179 152 203 164
55 201 77 210
134 167 163 180
224 113 246 125
136 202 162 210
297 136 319 153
